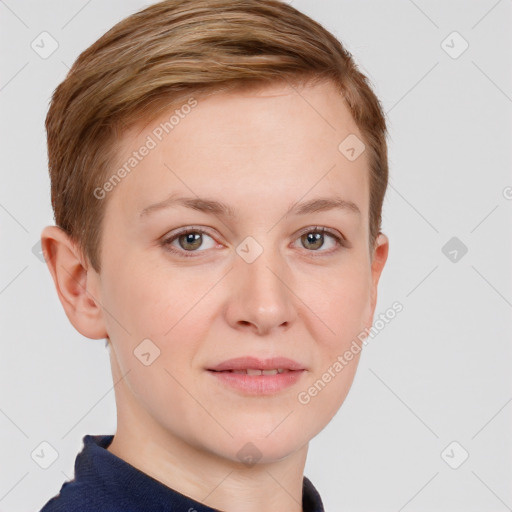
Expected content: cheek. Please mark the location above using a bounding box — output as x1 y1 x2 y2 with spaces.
103 265 214 384
102 257 202 336
297 265 371 421
311 265 372 345
298 285 368 427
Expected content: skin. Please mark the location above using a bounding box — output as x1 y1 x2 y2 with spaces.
41 79 388 512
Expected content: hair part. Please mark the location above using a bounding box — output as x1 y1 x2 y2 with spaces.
46 0 388 273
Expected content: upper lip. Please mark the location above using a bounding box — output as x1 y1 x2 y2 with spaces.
208 356 306 372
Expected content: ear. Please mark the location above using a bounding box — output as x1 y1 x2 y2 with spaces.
367 232 389 325
40 225 108 340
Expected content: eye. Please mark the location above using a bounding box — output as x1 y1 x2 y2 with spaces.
161 225 348 259
162 227 217 257
293 226 347 254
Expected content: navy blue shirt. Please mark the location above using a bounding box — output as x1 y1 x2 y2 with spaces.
39 434 325 511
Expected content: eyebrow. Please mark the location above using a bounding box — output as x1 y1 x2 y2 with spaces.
139 193 361 219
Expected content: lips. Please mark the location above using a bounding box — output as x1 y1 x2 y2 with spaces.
207 356 307 395
207 356 306 373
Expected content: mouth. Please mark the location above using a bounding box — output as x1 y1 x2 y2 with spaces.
208 368 293 375
206 357 307 395
207 356 306 373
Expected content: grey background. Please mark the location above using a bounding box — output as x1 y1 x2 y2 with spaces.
1 1 511 511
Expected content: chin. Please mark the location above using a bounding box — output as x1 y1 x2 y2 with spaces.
220 427 308 464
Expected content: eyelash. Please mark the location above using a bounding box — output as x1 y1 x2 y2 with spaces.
161 226 348 259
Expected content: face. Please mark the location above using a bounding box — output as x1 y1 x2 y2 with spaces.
65 80 388 464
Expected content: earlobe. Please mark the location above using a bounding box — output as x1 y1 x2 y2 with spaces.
40 225 108 340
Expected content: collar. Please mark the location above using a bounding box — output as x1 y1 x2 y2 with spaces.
41 434 325 512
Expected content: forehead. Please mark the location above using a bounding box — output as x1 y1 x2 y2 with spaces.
106 80 369 222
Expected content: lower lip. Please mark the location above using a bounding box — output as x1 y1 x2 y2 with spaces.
207 370 306 395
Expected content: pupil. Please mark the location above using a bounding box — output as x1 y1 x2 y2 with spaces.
181 232 201 250
304 232 323 250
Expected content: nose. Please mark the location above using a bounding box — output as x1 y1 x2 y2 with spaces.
224 247 297 336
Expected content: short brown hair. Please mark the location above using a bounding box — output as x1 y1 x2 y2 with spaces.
45 0 388 273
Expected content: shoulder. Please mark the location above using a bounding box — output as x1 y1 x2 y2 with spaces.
38 479 124 512
38 479 87 512
38 434 123 512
